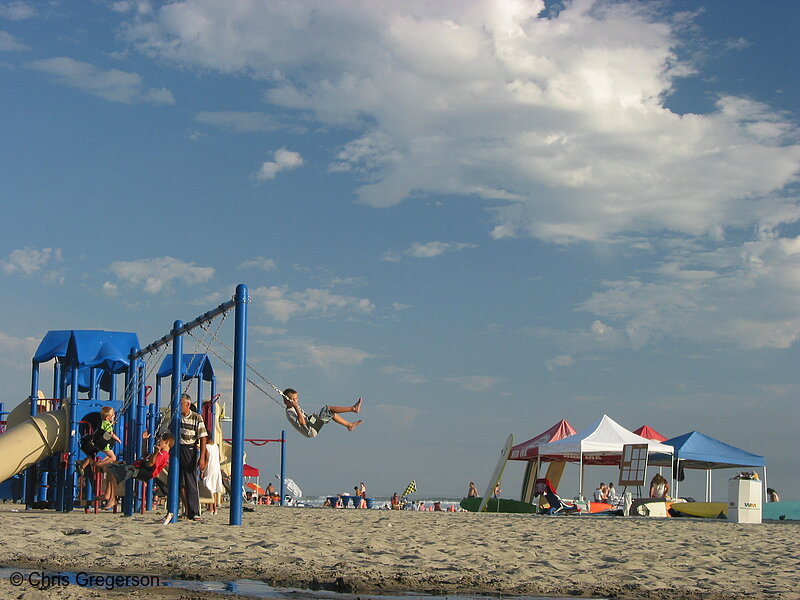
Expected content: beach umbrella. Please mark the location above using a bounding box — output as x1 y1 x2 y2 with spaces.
403 480 417 496
275 474 303 498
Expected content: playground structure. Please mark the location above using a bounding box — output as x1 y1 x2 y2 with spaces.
0 284 253 525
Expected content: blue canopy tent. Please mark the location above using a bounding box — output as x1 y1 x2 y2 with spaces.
649 431 766 501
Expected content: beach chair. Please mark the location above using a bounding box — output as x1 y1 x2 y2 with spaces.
533 478 578 515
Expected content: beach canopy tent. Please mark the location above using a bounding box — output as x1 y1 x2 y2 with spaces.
510 419 577 503
633 425 667 442
33 330 140 392
243 464 260 477
649 431 766 501
510 419 577 461
537 415 675 498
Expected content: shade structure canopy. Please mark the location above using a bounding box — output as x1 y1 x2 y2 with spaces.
157 353 215 381
242 464 260 477
633 425 668 442
649 431 765 469
509 419 577 461
537 414 674 465
33 330 141 392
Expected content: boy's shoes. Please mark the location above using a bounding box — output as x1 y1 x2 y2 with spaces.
192 515 202 522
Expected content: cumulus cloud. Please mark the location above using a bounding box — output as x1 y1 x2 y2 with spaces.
0 30 29 51
27 57 175 104
255 147 304 181
122 0 800 244
0 247 62 276
196 111 288 133
0 1 34 20
0 331 39 369
382 241 476 262
251 285 374 322
238 257 277 271
545 354 576 371
109 256 214 294
380 365 429 385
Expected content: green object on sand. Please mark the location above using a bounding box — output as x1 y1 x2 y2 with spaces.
460 497 538 513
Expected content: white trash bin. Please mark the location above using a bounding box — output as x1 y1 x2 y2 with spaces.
728 476 762 524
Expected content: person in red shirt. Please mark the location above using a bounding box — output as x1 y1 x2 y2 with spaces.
102 432 175 510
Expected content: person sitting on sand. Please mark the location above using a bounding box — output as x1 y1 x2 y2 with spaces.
283 388 363 438
649 473 670 498
102 432 174 510
467 482 478 498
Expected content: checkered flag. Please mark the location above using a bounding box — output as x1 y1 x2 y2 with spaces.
403 480 416 496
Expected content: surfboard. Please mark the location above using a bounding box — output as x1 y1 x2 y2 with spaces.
478 434 514 513
671 502 727 519
461 496 537 514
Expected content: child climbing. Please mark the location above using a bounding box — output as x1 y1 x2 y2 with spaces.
283 388 363 438
77 405 122 474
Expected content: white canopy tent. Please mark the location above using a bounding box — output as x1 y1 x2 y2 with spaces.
537 415 675 499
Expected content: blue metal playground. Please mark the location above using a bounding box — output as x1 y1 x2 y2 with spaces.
0 284 259 525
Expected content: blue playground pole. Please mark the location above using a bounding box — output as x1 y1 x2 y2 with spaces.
145 402 156 510
280 430 286 506
229 284 248 526
167 321 184 523
123 352 139 516
64 363 80 512
24 362 40 508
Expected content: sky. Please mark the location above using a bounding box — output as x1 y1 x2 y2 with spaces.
1 0 799 503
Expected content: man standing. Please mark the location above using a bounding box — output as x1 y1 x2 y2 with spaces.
179 393 208 521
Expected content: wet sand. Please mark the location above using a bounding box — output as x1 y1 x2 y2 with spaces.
0 505 797 600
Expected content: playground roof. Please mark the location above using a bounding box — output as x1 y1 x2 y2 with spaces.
34 330 140 369
157 353 215 381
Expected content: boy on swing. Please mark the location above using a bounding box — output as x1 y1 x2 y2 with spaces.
283 388 363 438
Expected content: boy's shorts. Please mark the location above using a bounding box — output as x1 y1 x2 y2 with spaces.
306 406 333 434
107 463 138 484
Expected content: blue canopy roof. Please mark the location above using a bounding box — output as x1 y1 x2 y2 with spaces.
650 430 765 469
33 330 140 393
157 354 215 381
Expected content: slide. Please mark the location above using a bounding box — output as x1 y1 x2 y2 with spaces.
0 397 69 483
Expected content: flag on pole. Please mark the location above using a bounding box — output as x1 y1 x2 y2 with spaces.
403 480 417 496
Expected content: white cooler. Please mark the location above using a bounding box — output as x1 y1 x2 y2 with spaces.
728 478 762 523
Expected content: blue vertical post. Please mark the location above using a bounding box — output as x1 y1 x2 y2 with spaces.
52 363 61 400
64 363 80 512
280 430 286 506
24 362 40 508
145 403 156 510
123 352 139 516
134 363 147 512
167 322 184 523
229 284 248 526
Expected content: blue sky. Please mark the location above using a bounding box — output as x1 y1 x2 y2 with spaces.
1 0 798 502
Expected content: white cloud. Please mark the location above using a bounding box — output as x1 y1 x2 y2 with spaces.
27 57 175 104
196 111 288 133
0 30 28 51
545 354 575 371
0 247 62 276
442 375 500 393
380 365 429 384
304 343 373 369
238 257 277 271
382 241 476 262
102 281 120 297
0 1 34 20
251 285 374 322
255 147 304 181
109 256 214 294
0 331 39 369
123 0 800 245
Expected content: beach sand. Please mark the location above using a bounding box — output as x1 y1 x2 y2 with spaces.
0 505 797 600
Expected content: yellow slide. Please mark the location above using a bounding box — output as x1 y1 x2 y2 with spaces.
0 397 69 484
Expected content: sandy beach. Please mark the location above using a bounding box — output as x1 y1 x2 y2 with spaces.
0 505 797 600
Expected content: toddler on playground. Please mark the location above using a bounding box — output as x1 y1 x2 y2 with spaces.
102 432 174 510
283 388 363 438
78 406 121 474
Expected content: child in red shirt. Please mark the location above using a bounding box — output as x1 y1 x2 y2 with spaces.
103 432 174 510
